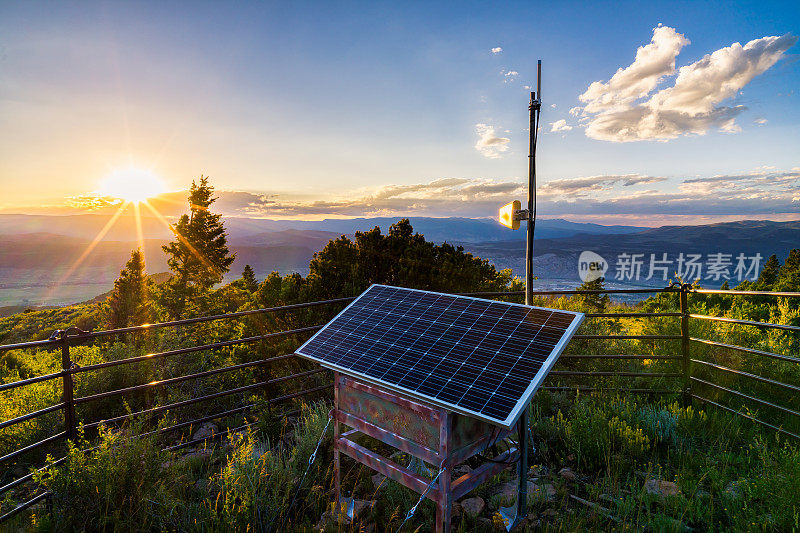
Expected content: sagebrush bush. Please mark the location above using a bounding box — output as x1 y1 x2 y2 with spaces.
33 421 167 531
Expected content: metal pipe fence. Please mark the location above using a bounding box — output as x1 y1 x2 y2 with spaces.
683 287 800 440
0 297 350 523
1 284 798 524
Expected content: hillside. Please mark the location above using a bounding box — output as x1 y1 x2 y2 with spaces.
462 220 800 285
0 219 797 306
0 213 645 243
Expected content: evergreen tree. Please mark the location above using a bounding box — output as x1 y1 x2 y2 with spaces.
576 276 610 313
240 264 259 293
755 254 780 290
776 249 800 292
305 219 511 299
161 176 235 318
106 249 151 329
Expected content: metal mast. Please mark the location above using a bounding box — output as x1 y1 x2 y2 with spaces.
526 60 541 306
502 60 542 533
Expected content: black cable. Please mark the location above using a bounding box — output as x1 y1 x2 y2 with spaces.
476 425 520 465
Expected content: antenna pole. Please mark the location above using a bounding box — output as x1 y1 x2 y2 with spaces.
526 60 541 306
506 59 542 532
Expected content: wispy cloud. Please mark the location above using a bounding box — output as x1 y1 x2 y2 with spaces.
550 119 573 133
576 26 797 142
474 123 510 159
245 169 798 218
491 47 503 54
6 169 797 222
502 69 519 83
539 174 666 196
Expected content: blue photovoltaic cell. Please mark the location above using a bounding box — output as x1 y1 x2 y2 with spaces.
296 285 583 428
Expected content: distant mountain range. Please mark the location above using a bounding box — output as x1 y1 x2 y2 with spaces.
460 220 800 284
0 214 796 307
0 213 645 243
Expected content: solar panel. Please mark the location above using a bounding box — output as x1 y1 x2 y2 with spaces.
296 285 584 428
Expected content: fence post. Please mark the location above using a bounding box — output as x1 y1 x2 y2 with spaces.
60 330 77 443
680 284 691 406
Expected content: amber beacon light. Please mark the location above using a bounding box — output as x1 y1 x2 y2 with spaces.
498 200 523 230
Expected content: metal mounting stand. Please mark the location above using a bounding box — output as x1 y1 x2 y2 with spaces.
332 373 523 533
498 409 528 530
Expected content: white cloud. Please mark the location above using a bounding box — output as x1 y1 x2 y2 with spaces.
247 168 798 218
580 25 689 114
550 119 573 132
579 27 797 142
474 123 510 159
491 47 503 54
569 106 583 117
754 117 768 125
540 174 666 196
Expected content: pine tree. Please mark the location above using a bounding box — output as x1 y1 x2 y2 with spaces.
776 249 800 292
161 176 235 318
240 264 259 293
106 249 151 329
755 254 780 290
576 276 610 313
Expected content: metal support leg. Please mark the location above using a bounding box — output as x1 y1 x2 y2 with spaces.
500 409 528 530
333 373 341 509
436 411 452 533
436 468 452 533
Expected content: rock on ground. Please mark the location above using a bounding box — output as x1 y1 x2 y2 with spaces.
317 499 376 530
559 467 577 481
338 499 375 521
192 422 218 442
644 479 680 498
493 481 556 508
724 480 745 500
460 496 485 517
183 448 213 461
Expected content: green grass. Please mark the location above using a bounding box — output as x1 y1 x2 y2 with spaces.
2 263 799 531
5 395 796 532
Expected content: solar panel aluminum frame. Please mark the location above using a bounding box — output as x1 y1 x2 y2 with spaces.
296 285 584 429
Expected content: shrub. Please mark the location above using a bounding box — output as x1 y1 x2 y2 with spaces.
33 422 167 531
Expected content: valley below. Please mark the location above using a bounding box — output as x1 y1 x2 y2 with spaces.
0 215 797 307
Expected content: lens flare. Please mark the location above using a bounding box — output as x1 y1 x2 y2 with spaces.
97 168 166 203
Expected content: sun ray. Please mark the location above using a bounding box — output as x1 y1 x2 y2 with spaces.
133 202 146 264
147 194 188 208
45 201 130 303
148 126 180 168
142 200 219 274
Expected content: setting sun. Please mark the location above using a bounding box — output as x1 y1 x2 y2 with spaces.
97 168 166 203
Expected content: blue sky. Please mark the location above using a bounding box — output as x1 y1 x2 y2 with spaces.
1 0 798 225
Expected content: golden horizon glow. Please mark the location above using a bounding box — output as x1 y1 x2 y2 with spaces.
97 168 167 203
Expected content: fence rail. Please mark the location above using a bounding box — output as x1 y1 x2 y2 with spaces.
1 284 798 524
